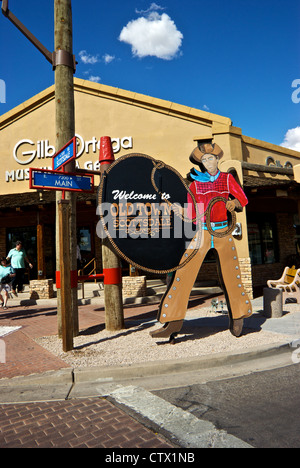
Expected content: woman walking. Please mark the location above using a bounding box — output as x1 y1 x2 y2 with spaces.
6 241 33 295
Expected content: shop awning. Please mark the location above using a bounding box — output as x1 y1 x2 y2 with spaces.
243 175 298 189
0 191 97 209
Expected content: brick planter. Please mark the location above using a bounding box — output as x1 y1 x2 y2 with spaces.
29 279 54 300
122 276 146 298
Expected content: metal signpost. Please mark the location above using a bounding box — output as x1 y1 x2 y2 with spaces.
29 137 95 352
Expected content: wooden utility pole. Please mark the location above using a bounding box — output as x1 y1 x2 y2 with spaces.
54 0 78 341
99 137 124 331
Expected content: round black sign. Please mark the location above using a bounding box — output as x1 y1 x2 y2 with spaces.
97 153 201 274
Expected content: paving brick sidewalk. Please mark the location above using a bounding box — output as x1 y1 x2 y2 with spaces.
0 398 174 448
0 302 180 449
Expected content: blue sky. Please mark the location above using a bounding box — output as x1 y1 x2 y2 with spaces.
0 0 299 149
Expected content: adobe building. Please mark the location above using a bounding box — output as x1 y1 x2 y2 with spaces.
1 77 300 297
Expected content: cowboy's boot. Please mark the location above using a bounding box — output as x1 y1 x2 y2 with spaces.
150 320 184 339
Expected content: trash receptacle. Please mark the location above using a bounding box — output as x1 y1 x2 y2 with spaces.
263 287 283 318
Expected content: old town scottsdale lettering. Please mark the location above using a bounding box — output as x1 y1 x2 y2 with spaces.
98 143 252 343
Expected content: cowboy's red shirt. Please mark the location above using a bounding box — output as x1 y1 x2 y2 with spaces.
187 172 248 223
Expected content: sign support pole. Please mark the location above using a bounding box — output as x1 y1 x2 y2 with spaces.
54 0 78 341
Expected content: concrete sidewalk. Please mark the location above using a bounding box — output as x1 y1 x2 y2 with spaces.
0 289 299 448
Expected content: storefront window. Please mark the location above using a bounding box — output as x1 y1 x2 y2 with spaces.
262 221 276 264
294 215 300 257
6 227 37 260
248 223 262 265
77 227 91 252
247 215 278 265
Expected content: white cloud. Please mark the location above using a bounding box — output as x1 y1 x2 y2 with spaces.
79 50 100 65
135 3 165 14
281 127 300 152
103 54 115 64
119 11 183 60
88 75 101 83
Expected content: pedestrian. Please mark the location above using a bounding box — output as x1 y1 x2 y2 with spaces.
6 241 33 295
0 257 16 309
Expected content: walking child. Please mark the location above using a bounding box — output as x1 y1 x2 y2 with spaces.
0 257 15 310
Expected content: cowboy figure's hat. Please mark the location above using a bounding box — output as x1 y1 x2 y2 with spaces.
189 141 224 165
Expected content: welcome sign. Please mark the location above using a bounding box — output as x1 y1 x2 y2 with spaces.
98 153 201 273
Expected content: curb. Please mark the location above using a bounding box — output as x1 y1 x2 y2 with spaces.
73 340 292 383
0 340 291 390
106 385 252 448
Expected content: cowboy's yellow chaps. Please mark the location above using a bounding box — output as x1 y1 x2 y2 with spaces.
158 228 253 324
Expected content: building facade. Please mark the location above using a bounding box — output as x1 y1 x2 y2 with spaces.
1 78 300 297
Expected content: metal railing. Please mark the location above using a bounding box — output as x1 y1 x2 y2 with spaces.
78 257 97 279
78 258 103 299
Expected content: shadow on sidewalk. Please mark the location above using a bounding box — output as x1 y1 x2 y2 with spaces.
0 307 57 321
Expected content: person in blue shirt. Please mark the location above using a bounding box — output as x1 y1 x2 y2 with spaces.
0 257 16 309
6 241 33 295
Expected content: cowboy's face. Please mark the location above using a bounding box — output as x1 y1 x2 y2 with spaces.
201 154 218 175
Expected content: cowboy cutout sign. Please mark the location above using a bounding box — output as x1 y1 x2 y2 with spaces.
151 139 253 341
98 138 252 343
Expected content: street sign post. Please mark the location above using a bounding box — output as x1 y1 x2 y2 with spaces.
52 136 76 171
29 156 94 352
30 168 94 193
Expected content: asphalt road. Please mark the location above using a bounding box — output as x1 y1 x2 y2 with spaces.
153 363 300 448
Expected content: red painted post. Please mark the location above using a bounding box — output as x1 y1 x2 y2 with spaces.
99 137 124 331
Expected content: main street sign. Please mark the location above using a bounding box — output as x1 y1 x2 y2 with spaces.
30 168 94 193
52 136 76 171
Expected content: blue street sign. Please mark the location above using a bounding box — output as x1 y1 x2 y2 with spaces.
53 137 76 171
30 169 94 193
